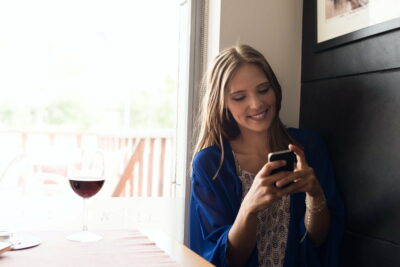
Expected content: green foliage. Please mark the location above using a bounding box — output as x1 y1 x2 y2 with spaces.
125 76 176 129
0 105 14 125
44 97 95 130
0 77 177 131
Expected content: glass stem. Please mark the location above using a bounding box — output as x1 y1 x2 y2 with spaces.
82 197 88 232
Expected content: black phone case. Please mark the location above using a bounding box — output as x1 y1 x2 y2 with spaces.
269 151 296 175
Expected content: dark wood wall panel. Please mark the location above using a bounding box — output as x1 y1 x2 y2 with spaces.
301 1 400 266
301 72 400 243
341 231 400 267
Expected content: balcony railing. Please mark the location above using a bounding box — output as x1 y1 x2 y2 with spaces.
0 130 175 197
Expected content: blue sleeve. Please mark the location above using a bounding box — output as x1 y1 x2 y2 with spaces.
189 150 232 266
303 130 345 267
189 147 258 267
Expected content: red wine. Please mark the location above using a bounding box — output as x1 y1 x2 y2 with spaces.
69 179 105 198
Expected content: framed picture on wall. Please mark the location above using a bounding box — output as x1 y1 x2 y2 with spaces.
316 0 400 51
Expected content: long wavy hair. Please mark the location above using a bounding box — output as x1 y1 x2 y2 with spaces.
194 44 300 179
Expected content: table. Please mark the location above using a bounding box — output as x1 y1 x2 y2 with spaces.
0 195 214 266
0 230 213 267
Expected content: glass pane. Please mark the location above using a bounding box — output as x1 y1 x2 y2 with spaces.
0 0 188 240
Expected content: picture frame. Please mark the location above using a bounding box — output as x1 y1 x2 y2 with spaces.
315 0 400 52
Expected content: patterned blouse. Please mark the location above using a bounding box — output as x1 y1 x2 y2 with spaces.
233 153 291 267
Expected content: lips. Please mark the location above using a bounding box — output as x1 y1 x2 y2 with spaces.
248 110 267 120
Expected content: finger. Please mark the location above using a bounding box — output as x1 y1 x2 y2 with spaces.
288 144 307 168
275 174 297 188
274 172 303 188
259 160 287 176
269 171 293 185
274 168 311 188
277 170 317 194
278 179 308 195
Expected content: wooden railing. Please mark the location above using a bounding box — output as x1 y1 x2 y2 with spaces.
112 137 168 197
0 130 175 197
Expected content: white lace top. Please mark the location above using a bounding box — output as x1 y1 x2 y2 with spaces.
234 154 291 267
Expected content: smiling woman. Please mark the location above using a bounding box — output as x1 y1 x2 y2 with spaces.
226 64 276 135
190 45 344 267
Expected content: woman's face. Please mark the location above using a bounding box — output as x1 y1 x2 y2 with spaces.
226 63 276 135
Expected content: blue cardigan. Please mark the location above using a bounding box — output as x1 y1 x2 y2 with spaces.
189 128 344 266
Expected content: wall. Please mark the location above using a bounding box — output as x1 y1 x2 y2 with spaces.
207 0 303 128
301 2 400 266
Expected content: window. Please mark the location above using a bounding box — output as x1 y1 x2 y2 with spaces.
0 0 203 242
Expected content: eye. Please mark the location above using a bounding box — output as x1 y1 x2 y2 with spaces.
259 86 271 94
232 95 245 101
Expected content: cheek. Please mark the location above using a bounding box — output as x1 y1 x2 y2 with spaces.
227 102 242 116
270 108 276 119
229 107 241 121
266 92 276 106
227 105 247 123
265 95 277 117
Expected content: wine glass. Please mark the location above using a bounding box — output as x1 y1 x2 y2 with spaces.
67 150 105 242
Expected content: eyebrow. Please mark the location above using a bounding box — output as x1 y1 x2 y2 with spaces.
230 81 271 95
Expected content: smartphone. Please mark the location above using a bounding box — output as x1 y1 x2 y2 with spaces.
268 149 296 175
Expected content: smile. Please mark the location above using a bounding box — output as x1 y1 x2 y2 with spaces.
248 110 267 120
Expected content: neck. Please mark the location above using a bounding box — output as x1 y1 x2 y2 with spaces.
232 129 271 155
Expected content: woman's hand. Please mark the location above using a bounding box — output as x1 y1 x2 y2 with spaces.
272 144 330 247
241 160 292 215
274 144 324 198
228 161 290 266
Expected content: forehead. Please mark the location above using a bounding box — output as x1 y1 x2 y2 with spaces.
228 63 268 92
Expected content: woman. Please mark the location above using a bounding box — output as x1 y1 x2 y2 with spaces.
189 45 344 267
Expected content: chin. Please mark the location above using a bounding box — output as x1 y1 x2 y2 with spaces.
241 122 272 133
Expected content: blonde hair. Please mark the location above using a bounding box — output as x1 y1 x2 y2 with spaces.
194 44 300 178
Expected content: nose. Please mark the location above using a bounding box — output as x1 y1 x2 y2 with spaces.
248 93 264 109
